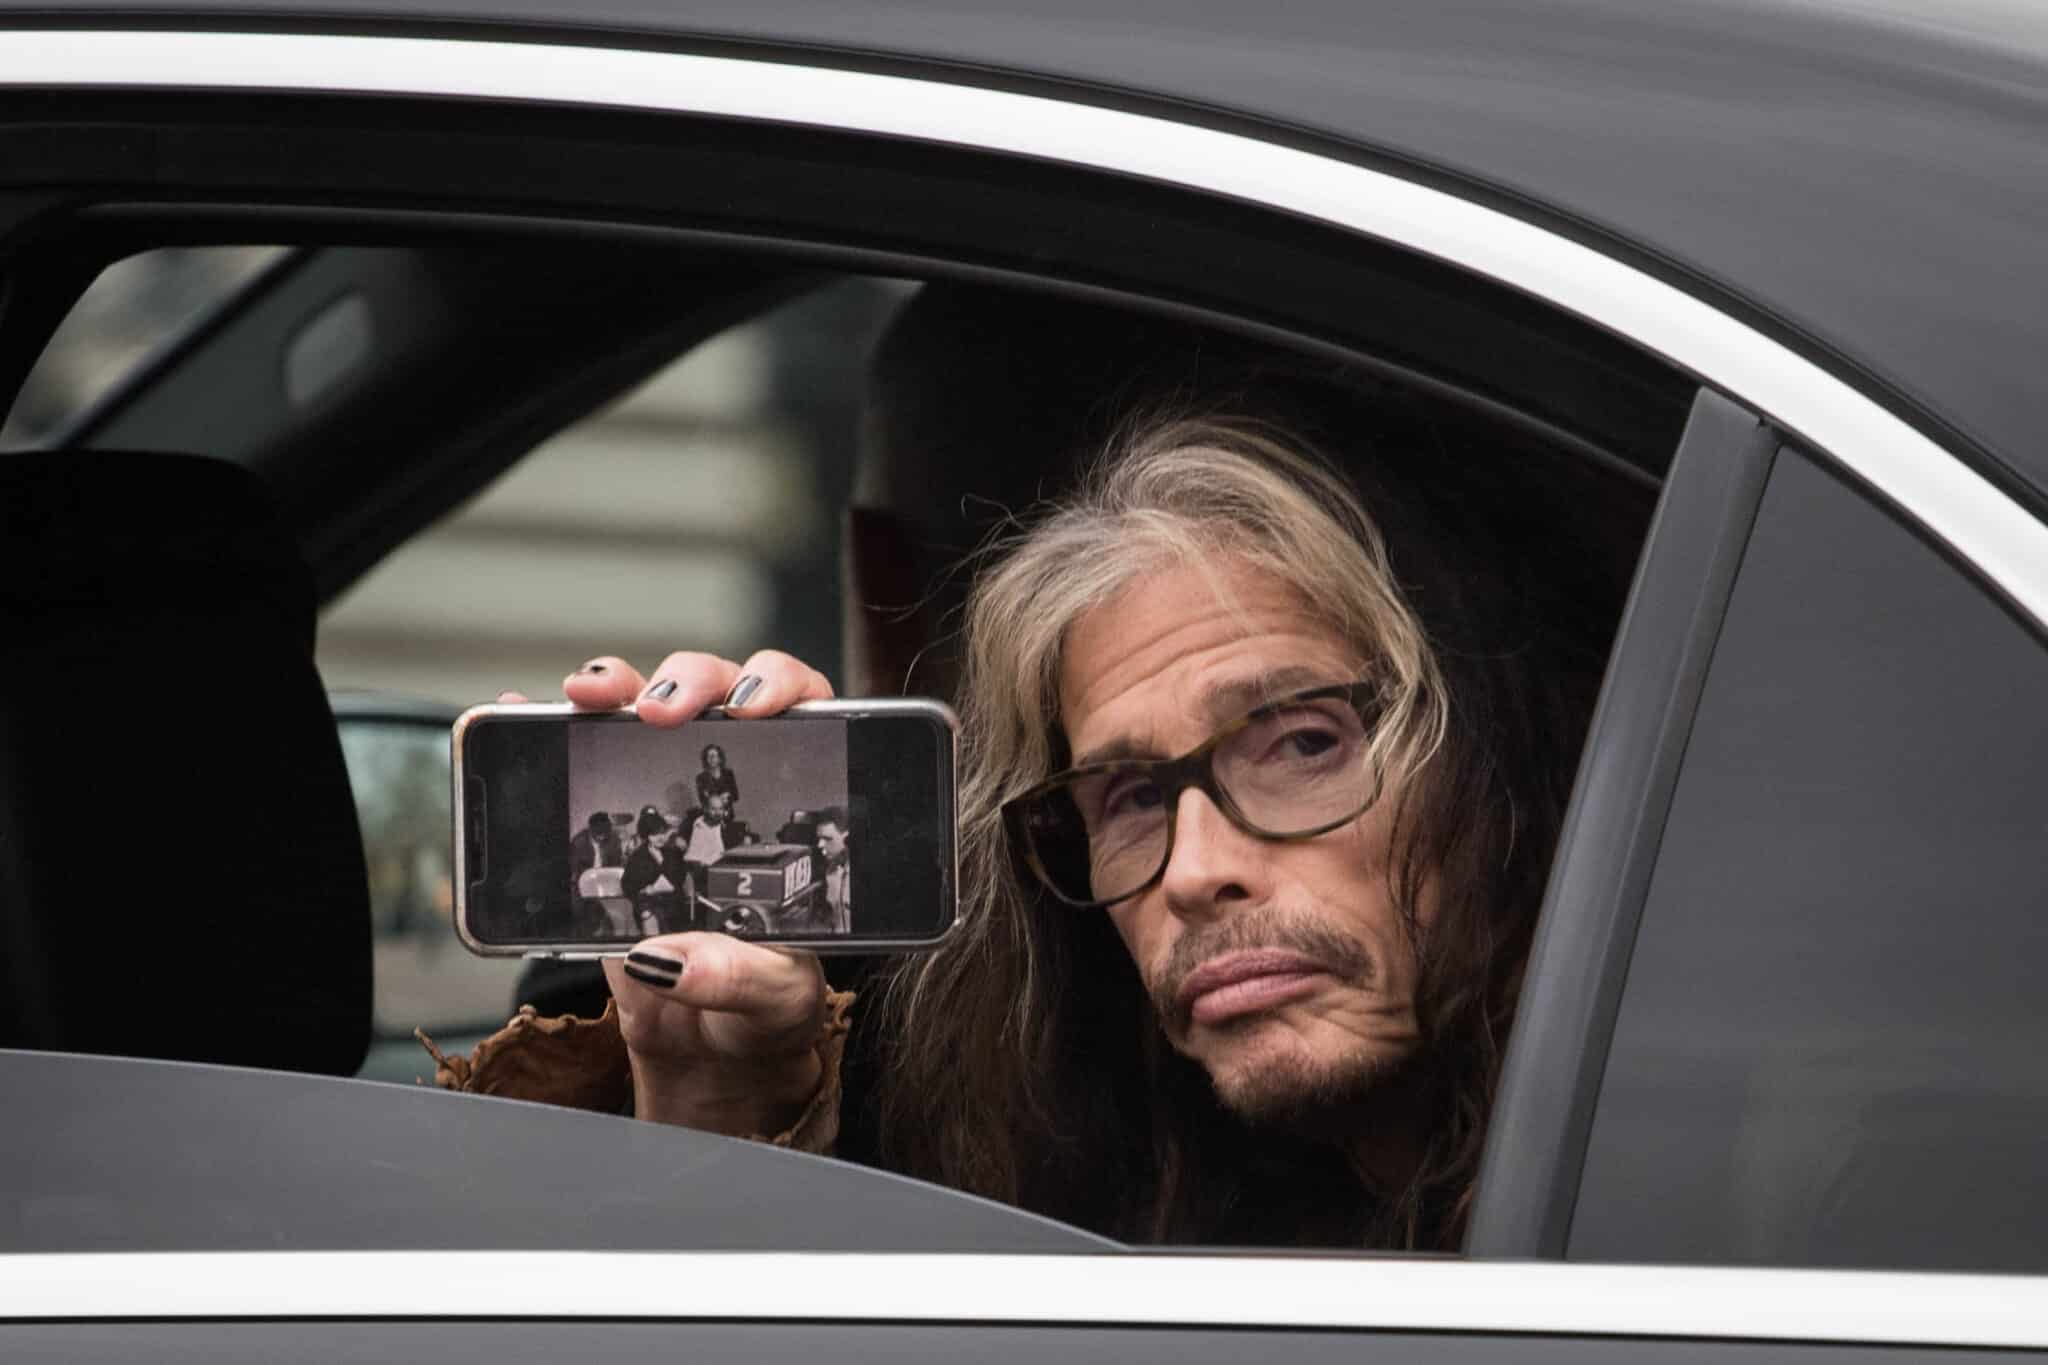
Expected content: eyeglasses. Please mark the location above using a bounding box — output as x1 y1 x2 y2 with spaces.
1002 681 1387 910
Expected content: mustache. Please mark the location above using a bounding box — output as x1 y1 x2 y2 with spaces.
1148 908 1375 1029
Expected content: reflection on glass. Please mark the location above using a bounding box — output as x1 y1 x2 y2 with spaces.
1 246 287 448
315 276 912 704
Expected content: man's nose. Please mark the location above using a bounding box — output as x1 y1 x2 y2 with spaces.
1157 785 1262 920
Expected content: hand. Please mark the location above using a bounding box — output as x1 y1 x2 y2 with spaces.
502 649 837 1135
600 931 828 1136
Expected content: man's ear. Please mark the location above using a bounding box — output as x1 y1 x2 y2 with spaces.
842 505 937 697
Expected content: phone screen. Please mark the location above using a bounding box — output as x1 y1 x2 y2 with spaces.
457 705 954 952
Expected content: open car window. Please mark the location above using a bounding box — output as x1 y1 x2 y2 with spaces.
0 168 1706 1257
0 231 1689 1252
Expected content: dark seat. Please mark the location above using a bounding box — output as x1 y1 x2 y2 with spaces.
0 451 370 1075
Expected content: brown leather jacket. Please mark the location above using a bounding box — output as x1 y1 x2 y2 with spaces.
417 990 857 1152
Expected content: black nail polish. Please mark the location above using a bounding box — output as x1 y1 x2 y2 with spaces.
627 950 683 973
623 962 679 990
645 678 678 701
581 662 608 674
726 674 762 708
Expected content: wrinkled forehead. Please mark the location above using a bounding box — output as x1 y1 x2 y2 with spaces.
1058 560 1361 766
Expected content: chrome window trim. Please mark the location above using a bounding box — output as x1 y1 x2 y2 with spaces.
2 32 2045 630
1 1252 2046 1345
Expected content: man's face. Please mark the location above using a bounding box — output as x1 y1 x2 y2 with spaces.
816 822 847 858
1058 556 1429 1125
707 794 731 823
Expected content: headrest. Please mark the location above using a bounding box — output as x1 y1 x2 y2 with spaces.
0 452 370 1075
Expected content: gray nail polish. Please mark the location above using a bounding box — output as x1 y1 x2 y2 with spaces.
727 674 762 708
645 678 678 701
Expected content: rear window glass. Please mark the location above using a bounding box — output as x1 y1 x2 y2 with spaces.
1573 447 2048 1274
1 246 286 448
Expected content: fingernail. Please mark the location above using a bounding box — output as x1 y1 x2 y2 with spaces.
627 950 683 973
644 678 678 701
726 674 762 708
580 661 608 674
623 961 680 990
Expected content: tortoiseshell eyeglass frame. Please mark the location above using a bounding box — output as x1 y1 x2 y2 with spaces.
1000 680 1388 910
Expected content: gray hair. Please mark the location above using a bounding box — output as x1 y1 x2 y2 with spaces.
886 413 1448 1121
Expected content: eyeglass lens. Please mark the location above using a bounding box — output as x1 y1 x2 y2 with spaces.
1025 691 1378 906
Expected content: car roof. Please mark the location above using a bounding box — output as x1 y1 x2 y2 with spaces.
12 0 2048 502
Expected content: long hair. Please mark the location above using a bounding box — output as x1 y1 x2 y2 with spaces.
869 412 1611 1248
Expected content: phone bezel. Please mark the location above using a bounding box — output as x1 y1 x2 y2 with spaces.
451 697 961 958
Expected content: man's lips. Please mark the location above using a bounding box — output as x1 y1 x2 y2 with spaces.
1175 949 1330 1027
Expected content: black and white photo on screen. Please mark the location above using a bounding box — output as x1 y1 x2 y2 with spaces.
566 718 854 940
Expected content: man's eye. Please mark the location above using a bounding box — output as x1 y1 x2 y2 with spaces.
1264 724 1342 763
1099 776 1165 820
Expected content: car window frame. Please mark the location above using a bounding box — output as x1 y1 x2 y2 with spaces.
1466 388 1780 1255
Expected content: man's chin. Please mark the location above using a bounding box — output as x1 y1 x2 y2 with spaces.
1197 1028 1408 1133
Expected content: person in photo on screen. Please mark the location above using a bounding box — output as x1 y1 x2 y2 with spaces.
620 806 680 937
569 811 621 895
696 743 739 811
678 790 749 896
569 809 624 936
814 807 853 934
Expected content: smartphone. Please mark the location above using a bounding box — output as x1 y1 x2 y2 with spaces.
451 698 957 956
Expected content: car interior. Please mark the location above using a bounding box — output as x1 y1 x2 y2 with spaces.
0 90 1706 1245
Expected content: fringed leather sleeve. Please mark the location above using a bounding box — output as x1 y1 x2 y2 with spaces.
417 989 856 1154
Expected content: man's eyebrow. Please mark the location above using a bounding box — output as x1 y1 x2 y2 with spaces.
1068 665 1345 769
1199 665 1345 722
1070 733 1164 770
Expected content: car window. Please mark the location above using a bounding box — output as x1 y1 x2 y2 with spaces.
319 278 909 1072
0 246 287 448
3 233 1682 1252
1572 445 2048 1273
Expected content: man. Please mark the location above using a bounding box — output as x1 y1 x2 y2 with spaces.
812 808 852 934
569 811 622 895
567 811 624 936
675 791 749 897
447 414 1613 1250
618 806 680 938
